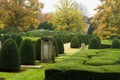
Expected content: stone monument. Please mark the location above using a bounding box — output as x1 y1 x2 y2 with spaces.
41 36 54 62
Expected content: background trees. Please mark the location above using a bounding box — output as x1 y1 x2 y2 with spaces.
0 0 43 32
53 0 86 33
92 0 120 39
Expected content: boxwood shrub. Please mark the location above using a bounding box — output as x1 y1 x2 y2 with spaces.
20 39 36 65
15 35 22 48
89 37 101 49
0 39 20 71
112 38 120 49
56 37 64 54
70 37 80 48
35 39 41 60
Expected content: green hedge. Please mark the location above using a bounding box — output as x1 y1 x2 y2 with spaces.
0 39 20 71
56 37 64 54
20 39 36 65
70 37 80 48
112 38 120 49
35 39 41 60
15 35 22 47
45 69 120 80
89 37 101 49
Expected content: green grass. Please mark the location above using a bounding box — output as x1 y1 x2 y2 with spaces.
51 49 120 73
22 36 40 41
0 39 119 80
101 40 112 45
0 52 75 80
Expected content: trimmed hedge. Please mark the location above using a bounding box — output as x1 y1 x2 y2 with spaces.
15 35 22 47
20 39 36 65
70 37 80 48
45 69 120 80
112 38 120 49
53 38 59 57
35 39 41 60
0 39 20 71
56 37 64 54
89 37 101 49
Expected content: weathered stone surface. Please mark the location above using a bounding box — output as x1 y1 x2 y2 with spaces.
41 37 55 63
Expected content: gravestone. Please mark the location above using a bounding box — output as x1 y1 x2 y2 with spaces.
41 37 54 62
81 43 85 50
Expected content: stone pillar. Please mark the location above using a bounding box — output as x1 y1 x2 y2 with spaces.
41 37 54 62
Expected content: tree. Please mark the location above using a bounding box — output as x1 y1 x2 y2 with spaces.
92 0 120 39
38 21 54 30
0 0 43 32
54 0 86 32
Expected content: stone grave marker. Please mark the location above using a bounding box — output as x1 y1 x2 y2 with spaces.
41 36 54 62
81 43 85 50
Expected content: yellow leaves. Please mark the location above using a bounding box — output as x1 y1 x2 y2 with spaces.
0 0 43 32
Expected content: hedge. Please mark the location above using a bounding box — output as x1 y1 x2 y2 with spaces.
0 39 20 71
45 69 120 80
20 39 36 65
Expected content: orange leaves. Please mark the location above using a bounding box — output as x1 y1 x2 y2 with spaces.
0 0 44 32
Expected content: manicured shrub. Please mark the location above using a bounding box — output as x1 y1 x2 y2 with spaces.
89 37 101 49
1 34 10 43
53 38 59 57
70 37 80 48
112 38 120 49
45 69 120 80
35 39 41 60
10 33 18 40
20 39 36 65
15 35 22 48
0 39 20 71
56 37 64 54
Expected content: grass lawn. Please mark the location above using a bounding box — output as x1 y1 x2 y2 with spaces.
51 49 120 73
0 39 119 80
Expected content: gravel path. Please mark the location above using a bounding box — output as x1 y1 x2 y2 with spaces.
64 43 81 54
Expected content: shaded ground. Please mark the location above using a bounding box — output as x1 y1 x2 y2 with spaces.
64 43 80 54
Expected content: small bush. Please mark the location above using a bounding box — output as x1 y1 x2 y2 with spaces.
10 33 18 40
20 39 36 65
112 38 120 49
15 35 22 48
89 37 101 49
35 39 41 60
70 37 80 48
56 37 64 54
0 39 20 71
53 38 59 57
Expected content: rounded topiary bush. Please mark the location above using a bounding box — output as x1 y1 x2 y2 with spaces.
70 37 80 48
112 38 120 49
0 39 20 71
56 37 64 54
15 35 22 48
20 39 36 65
35 39 41 60
53 38 59 57
88 37 101 49
10 33 18 40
